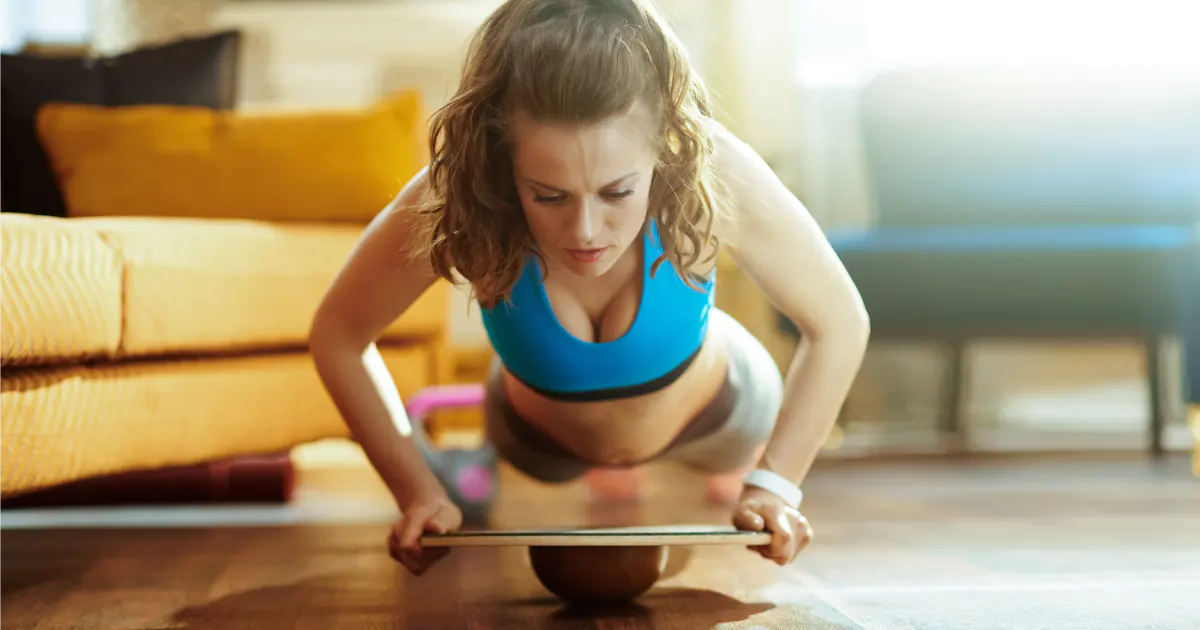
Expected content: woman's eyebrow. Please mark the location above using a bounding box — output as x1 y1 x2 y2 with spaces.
526 172 639 193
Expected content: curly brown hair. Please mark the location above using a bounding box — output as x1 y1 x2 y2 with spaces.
409 0 729 308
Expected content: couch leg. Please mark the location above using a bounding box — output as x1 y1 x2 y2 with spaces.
941 340 969 453
1146 336 1167 459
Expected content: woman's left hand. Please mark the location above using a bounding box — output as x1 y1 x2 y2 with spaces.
732 486 814 565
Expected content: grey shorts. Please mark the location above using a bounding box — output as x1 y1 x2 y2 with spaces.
482 308 784 482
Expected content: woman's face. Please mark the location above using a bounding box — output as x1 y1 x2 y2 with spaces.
509 103 658 279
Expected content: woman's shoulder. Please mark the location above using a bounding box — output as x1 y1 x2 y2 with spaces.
390 165 433 215
655 119 763 279
705 118 794 246
707 119 773 199
368 166 435 247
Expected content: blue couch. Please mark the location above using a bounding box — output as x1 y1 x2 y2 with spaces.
783 70 1199 456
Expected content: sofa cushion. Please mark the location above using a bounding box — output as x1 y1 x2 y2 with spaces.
0 214 121 365
829 224 1195 253
0 30 242 217
0 346 430 496
822 224 1196 335
80 216 450 358
35 92 426 223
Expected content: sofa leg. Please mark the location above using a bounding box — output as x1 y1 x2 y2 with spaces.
1146 336 1167 459
941 340 969 453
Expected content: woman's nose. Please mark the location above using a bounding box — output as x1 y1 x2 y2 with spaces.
570 200 603 244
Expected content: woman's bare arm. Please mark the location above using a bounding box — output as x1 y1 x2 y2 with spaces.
309 169 446 507
712 126 871 488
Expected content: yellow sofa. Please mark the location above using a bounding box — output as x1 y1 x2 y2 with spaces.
0 92 451 498
0 213 451 497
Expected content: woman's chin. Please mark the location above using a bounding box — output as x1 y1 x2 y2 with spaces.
561 258 612 278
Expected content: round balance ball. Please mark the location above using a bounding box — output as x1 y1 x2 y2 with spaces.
528 545 668 604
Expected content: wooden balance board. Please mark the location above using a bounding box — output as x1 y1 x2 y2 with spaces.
420 524 772 547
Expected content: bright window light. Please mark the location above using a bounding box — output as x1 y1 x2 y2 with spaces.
30 0 92 43
797 0 1200 87
1 0 92 52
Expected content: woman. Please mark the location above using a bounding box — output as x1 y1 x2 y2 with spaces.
309 0 869 576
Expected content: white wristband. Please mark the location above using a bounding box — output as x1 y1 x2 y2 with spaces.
743 469 803 509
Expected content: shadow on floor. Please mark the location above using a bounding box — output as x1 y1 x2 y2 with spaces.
167 574 787 630
1 528 115 595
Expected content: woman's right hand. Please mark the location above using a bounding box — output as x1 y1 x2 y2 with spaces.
387 494 463 576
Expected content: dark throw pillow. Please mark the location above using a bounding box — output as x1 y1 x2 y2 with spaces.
1 29 242 217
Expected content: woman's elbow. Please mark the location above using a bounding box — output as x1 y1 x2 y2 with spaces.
850 299 871 345
797 299 870 351
308 306 359 358
825 314 870 352
840 297 872 354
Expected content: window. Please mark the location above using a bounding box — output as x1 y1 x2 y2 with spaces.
1 0 92 53
795 0 1200 87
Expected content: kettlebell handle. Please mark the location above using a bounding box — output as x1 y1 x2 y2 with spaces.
405 384 486 447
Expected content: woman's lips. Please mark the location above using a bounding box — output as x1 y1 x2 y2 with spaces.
566 247 608 263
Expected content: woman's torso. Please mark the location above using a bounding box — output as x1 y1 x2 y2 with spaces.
480 221 729 465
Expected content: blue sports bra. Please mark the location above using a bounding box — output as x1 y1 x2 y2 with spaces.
479 221 715 402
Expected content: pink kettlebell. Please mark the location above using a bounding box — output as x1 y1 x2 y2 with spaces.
405 384 495 523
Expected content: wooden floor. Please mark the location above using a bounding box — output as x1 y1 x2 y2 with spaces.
3 453 1198 629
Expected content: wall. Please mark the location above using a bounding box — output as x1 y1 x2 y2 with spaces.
209 0 500 349
92 0 220 54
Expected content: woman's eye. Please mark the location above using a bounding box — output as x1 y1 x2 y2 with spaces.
532 190 632 204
